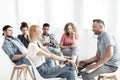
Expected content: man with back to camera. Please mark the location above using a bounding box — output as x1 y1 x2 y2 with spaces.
78 19 120 80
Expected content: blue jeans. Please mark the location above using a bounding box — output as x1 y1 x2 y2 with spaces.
45 46 61 67
61 46 78 56
45 58 55 67
37 63 75 80
47 46 59 55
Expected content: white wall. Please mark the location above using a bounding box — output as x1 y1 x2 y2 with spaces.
0 0 18 36
0 0 120 79
0 1 17 79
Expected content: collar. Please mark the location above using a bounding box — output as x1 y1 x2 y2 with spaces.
5 36 15 41
97 31 106 40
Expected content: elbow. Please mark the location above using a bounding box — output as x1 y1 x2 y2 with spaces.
11 57 15 61
108 53 113 58
10 55 15 61
49 55 54 59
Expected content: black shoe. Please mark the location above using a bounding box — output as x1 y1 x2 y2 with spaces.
77 66 84 76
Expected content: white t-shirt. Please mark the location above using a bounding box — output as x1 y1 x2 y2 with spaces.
28 42 45 67
44 36 50 43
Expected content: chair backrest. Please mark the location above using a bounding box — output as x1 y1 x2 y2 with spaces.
26 56 63 80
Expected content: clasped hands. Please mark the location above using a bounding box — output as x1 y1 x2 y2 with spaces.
64 58 76 67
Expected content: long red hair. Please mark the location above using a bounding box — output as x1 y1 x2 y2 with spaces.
29 25 40 41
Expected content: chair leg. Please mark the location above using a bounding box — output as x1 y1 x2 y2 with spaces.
97 76 106 80
103 76 107 80
97 76 101 80
27 66 34 80
18 69 22 79
17 69 20 80
111 75 117 80
23 67 27 80
114 76 117 80
10 66 34 80
10 67 16 80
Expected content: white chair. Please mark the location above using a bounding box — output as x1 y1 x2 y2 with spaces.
0 36 34 80
26 57 63 80
97 66 120 80
0 50 34 80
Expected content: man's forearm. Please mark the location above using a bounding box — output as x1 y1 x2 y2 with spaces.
12 54 26 60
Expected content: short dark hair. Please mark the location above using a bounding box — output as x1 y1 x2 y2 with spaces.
20 22 28 30
2 25 13 35
93 19 105 26
3 25 12 31
43 23 50 28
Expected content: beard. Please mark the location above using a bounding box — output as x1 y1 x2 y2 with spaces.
7 35 13 38
93 31 101 35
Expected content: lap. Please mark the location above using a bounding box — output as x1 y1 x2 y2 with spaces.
82 64 117 78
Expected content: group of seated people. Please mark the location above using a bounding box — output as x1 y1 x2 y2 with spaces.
2 19 120 80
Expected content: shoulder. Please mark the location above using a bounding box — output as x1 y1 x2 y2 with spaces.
3 38 10 44
49 33 55 37
2 38 11 49
14 37 21 41
102 32 114 39
62 33 66 37
29 42 36 47
61 33 67 39
18 34 22 37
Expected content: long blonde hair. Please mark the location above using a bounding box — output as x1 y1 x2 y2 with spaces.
29 25 40 41
64 22 77 36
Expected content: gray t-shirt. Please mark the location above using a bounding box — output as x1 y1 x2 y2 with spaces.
97 31 120 67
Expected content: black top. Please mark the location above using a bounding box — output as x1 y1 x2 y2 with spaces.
18 35 30 48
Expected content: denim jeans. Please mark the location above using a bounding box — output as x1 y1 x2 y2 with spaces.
47 46 59 55
45 57 55 67
61 46 78 56
45 46 61 67
81 64 118 80
37 63 75 80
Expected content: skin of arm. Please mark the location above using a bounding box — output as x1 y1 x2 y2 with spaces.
12 54 27 60
86 46 114 71
72 32 77 46
72 55 77 63
37 41 73 63
43 42 53 46
60 42 71 49
79 51 100 67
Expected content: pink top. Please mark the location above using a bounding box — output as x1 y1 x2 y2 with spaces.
60 33 79 46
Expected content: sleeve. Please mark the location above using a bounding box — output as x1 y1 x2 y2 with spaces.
2 41 15 60
104 33 115 48
28 43 41 57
